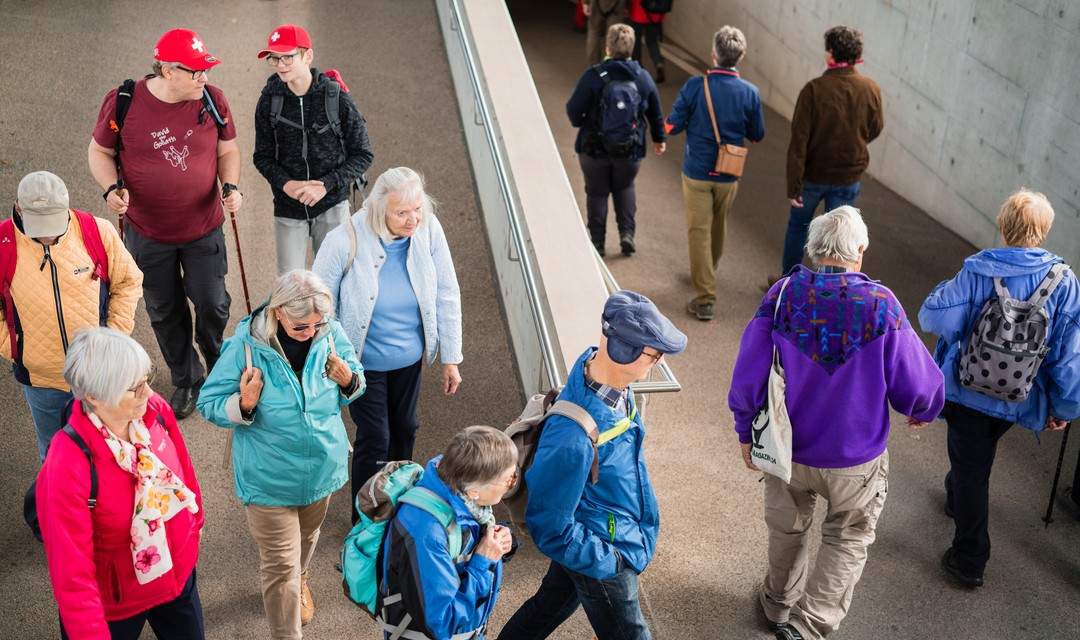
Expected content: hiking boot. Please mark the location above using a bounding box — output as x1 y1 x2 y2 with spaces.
1057 485 1080 522
593 241 605 257
170 381 202 420
941 547 983 588
687 299 714 321
774 624 804 640
655 63 666 84
300 573 314 625
620 233 636 256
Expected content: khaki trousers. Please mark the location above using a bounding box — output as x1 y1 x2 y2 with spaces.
759 451 889 640
245 496 331 640
585 0 627 65
682 175 739 305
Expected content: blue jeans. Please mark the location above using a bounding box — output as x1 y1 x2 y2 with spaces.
781 180 861 273
23 385 74 462
497 560 651 640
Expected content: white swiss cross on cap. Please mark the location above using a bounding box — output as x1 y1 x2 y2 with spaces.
271 32 281 42
191 37 205 52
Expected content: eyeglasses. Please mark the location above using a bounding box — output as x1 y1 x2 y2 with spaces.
127 367 157 395
265 52 299 66
642 350 664 364
282 316 329 332
489 470 518 490
173 64 207 80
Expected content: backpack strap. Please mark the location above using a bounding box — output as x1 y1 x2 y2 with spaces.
343 217 358 276
72 211 110 286
548 400 603 484
269 93 287 162
397 487 465 562
0 217 19 360
1025 263 1070 313
324 79 347 162
59 421 97 509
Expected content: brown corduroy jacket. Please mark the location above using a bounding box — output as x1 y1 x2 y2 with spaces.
786 67 884 198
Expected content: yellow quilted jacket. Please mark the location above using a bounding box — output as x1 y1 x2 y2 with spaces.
0 211 143 389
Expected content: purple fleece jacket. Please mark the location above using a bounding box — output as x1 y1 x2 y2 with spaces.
729 266 945 468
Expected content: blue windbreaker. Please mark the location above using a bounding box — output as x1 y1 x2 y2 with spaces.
380 458 502 640
525 348 659 580
919 247 1080 430
197 303 364 506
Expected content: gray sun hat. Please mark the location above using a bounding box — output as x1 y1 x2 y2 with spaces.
17 171 71 238
602 290 688 365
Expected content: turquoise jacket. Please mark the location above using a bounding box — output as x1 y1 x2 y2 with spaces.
525 348 659 580
197 303 364 506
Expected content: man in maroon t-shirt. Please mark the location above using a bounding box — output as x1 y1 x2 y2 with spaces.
88 28 243 418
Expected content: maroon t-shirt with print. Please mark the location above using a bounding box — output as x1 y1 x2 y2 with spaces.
92 79 237 244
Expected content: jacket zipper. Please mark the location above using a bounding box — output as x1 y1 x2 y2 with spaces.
299 95 311 221
40 246 69 351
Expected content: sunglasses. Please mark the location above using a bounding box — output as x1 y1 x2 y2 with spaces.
281 316 330 332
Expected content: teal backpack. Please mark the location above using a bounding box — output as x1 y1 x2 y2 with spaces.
341 461 463 618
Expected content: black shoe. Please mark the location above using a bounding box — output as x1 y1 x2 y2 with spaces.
593 241 605 257
655 63 666 84
170 381 202 419
774 625 804 640
687 299 714 321
620 234 636 255
941 547 983 588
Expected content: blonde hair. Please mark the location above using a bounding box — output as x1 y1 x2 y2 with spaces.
264 270 334 341
363 167 436 244
996 188 1054 248
606 24 635 60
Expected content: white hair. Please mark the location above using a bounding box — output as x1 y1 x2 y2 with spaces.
63 327 153 407
806 205 870 265
263 270 335 341
363 167 436 244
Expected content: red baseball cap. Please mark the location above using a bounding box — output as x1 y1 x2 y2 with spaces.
154 28 221 70
258 24 312 58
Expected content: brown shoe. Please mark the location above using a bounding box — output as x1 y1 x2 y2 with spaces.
300 573 314 625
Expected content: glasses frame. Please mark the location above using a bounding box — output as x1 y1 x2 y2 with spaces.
642 349 664 364
172 64 207 81
489 470 518 490
127 366 157 395
281 315 330 333
265 51 300 67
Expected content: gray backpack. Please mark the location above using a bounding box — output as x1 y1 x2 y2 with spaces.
959 263 1069 402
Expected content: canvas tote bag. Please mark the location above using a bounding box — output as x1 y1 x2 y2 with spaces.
749 277 793 483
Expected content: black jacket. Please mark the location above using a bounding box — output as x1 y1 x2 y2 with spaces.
253 68 375 220
566 59 665 160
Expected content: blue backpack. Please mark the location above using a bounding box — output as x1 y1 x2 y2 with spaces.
593 65 643 157
341 461 462 618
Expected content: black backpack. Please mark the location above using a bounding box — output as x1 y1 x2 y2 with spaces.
641 0 674 14
268 78 367 202
592 65 643 158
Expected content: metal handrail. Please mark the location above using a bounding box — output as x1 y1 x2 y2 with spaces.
448 0 679 394
449 0 562 390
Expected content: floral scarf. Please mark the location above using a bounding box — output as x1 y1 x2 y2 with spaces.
89 412 198 585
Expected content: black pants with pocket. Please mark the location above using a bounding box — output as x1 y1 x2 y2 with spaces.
124 224 231 388
943 401 1014 578
579 153 642 246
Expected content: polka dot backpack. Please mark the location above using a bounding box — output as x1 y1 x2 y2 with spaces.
959 263 1069 402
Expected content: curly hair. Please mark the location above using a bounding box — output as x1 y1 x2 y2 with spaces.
824 26 863 64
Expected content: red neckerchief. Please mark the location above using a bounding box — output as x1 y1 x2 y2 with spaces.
828 59 864 69
708 67 740 77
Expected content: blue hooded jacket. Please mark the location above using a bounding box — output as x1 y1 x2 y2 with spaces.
525 348 659 580
380 457 502 640
565 58 666 160
919 247 1080 430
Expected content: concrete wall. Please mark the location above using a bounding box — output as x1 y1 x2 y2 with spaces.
664 0 1080 265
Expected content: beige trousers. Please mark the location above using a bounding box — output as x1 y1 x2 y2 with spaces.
682 175 739 305
245 496 331 640
759 451 889 640
585 0 627 65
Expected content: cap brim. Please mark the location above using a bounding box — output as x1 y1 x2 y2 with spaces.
185 55 222 71
23 209 70 238
257 45 298 58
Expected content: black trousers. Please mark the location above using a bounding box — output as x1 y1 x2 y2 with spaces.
348 359 423 522
124 224 231 387
60 568 204 640
579 153 642 246
943 401 1014 578
631 21 663 70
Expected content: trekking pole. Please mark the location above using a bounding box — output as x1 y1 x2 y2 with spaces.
1042 422 1071 529
222 184 252 315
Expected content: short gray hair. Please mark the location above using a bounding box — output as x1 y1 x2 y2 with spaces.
264 270 335 341
63 327 153 407
806 206 870 266
363 167 436 244
713 26 746 68
438 426 518 495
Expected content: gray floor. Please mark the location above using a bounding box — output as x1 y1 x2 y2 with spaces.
0 0 1078 639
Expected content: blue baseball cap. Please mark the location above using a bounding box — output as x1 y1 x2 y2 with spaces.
602 290 687 365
